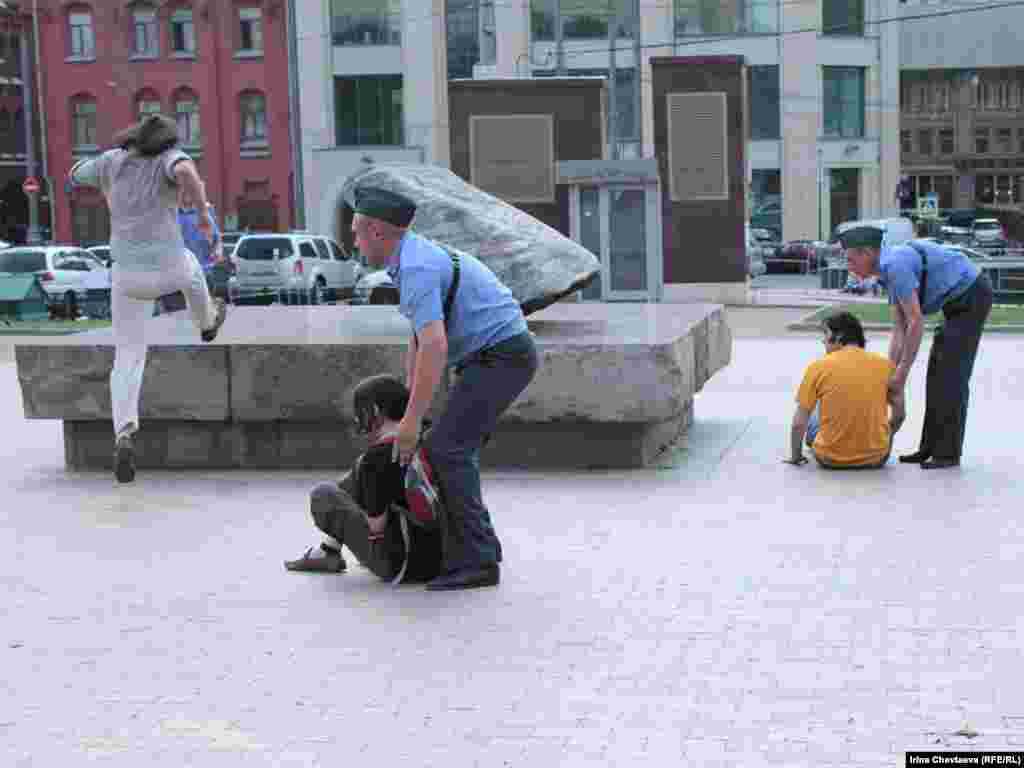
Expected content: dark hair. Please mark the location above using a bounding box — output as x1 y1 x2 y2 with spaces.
114 114 179 157
352 374 409 434
823 311 866 349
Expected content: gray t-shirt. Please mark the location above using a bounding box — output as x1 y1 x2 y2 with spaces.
71 147 190 271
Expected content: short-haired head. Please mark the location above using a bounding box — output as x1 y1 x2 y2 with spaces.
838 225 884 279
822 311 866 349
352 374 409 435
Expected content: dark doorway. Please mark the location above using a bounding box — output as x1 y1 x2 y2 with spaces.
0 177 28 243
830 168 860 232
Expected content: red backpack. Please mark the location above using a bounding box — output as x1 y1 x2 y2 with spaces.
370 430 443 531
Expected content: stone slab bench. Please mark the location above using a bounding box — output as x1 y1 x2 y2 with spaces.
15 303 731 470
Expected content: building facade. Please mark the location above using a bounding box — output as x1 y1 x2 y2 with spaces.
34 0 294 245
0 2 48 244
305 0 899 256
898 0 1024 210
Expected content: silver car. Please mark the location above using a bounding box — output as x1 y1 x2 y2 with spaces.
232 233 363 304
0 245 109 313
971 218 1007 252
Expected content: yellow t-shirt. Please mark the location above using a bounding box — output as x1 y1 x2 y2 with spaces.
797 346 895 466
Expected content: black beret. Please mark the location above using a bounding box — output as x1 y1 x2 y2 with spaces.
352 186 417 228
838 225 884 250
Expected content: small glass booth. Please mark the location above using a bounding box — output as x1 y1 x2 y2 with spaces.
558 159 664 302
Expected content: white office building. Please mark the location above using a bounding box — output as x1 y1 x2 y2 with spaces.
298 1 901 243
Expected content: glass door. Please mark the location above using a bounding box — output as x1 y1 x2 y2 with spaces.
606 186 649 300
578 186 602 301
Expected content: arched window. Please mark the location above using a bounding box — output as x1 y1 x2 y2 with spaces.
173 88 201 146
239 91 267 146
135 88 162 120
170 5 196 54
131 3 159 57
67 5 96 59
71 95 98 149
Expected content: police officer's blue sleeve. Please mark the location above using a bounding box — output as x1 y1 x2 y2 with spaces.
399 265 444 334
883 246 919 305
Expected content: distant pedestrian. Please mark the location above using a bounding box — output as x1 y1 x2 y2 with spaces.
156 196 224 314
68 114 227 484
841 225 992 469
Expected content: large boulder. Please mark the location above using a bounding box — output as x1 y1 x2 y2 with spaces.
341 163 599 315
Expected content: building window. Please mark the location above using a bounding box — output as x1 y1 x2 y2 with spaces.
748 65 780 140
531 0 635 40
822 0 863 36
135 90 161 120
334 75 403 146
331 0 401 45
72 97 97 149
674 0 777 36
900 130 912 155
238 7 263 52
975 127 990 154
174 91 201 147
68 10 96 59
448 0 480 79
939 128 954 155
980 78 1000 110
918 129 933 156
240 91 268 146
751 169 782 239
1019 127 1024 153
822 67 865 139
933 82 950 113
133 7 158 57
996 127 1013 153
171 8 196 54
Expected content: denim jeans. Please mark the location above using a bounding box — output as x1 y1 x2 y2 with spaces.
425 331 539 572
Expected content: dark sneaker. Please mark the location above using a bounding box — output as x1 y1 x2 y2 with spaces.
201 299 227 343
284 545 347 573
114 432 136 484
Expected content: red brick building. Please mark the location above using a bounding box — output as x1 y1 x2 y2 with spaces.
34 0 294 245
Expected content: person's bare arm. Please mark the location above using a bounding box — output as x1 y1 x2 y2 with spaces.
786 405 812 464
405 333 418 391
891 292 925 392
889 301 906 365
887 381 906 435
172 160 212 241
405 321 446 425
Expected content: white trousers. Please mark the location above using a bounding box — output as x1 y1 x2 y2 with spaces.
111 249 217 436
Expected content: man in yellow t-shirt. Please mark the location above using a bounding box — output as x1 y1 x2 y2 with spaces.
784 312 906 469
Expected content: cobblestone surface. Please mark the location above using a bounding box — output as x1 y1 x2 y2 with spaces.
1 331 1022 767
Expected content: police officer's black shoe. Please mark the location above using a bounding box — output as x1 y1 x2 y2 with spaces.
921 457 959 470
899 450 931 464
425 564 500 591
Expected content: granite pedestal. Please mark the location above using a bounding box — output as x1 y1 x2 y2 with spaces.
15 303 731 470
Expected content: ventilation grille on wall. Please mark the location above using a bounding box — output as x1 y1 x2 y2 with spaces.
469 114 555 203
667 92 729 202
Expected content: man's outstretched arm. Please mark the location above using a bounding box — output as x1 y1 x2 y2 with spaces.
787 405 812 464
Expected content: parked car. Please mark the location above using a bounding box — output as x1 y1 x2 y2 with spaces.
351 268 398 305
231 232 363 305
768 240 821 274
970 218 1008 252
750 200 782 241
940 209 976 244
88 244 112 266
0 245 109 317
745 224 768 278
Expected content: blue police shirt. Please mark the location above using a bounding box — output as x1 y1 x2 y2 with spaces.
879 239 979 316
387 231 527 367
178 206 221 270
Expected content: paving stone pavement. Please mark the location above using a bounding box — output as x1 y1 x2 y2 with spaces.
1 328 1023 767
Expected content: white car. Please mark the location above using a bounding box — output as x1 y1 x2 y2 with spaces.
0 245 109 312
231 233 363 304
88 244 112 266
971 218 1007 251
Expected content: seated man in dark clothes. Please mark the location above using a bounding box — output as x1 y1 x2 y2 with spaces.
284 374 443 584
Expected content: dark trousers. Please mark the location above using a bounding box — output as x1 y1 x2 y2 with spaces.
425 331 539 572
917 273 993 461
309 472 397 580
